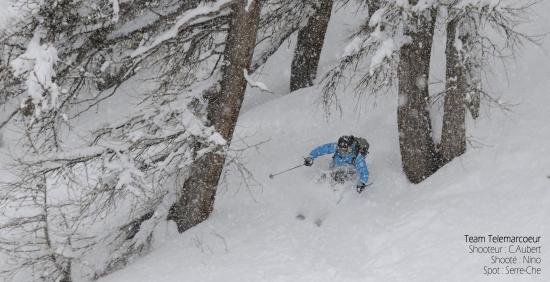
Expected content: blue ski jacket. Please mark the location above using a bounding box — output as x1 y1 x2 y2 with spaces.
308 143 369 184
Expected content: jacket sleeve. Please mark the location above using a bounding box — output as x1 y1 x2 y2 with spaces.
309 143 337 159
354 154 369 184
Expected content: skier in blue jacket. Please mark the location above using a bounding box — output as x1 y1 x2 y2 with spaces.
304 135 370 193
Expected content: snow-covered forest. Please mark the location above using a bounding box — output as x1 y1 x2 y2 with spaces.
0 0 548 281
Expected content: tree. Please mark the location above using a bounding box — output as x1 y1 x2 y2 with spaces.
0 0 260 279
0 176 75 282
289 0 334 91
397 5 438 183
167 0 263 233
440 16 467 164
440 1 538 165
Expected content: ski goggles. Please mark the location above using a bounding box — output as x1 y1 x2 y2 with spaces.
337 146 352 155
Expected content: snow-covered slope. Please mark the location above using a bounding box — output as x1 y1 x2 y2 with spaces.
100 2 550 282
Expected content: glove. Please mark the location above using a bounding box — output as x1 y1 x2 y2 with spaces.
356 182 367 194
304 157 314 166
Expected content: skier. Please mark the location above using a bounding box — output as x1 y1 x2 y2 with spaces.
304 135 370 193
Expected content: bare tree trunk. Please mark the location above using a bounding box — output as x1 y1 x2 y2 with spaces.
463 18 481 120
440 18 466 164
289 0 334 92
168 0 262 233
397 8 438 184
466 89 480 119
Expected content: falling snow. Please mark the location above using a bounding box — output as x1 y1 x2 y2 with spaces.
1 0 549 281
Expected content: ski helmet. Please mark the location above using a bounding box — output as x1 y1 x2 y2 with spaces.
337 135 354 155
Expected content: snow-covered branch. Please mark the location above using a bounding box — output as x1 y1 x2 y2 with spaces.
130 0 233 58
243 69 273 93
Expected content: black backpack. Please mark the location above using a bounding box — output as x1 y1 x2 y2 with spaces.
351 136 369 163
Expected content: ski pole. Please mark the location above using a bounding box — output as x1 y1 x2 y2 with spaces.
269 164 304 179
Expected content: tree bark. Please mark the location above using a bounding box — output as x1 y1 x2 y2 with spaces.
168 0 262 232
466 86 480 119
397 8 438 184
289 0 334 92
440 18 466 164
463 18 481 120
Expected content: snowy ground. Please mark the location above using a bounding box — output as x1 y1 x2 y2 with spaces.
1 1 549 281
99 2 550 282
